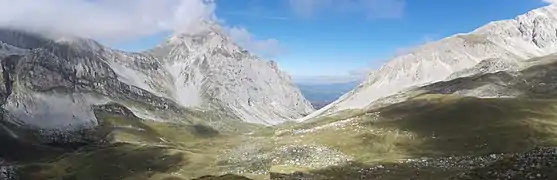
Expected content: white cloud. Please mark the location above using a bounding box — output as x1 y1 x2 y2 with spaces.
288 0 405 19
543 0 557 4
221 9 289 20
0 0 283 58
0 0 216 42
226 26 284 57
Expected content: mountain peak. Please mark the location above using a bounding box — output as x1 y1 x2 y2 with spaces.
164 20 228 45
174 20 223 36
149 20 248 63
145 21 315 124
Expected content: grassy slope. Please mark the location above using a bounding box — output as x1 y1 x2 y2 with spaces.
13 104 266 180
266 94 557 179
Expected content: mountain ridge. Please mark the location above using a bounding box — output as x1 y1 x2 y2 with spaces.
0 21 313 136
300 4 557 121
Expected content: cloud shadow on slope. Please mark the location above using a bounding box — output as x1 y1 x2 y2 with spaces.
417 57 557 99
17 143 187 180
272 96 557 180
367 97 557 157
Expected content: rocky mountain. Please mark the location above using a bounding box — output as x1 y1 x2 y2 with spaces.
301 4 557 121
147 21 313 124
364 53 557 110
0 21 313 137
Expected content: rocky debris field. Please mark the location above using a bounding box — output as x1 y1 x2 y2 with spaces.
0 158 16 180
268 147 557 180
217 141 351 175
452 147 557 180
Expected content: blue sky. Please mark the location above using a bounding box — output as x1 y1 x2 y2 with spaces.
111 0 552 81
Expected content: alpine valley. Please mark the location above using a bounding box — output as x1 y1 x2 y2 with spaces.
3 4 557 180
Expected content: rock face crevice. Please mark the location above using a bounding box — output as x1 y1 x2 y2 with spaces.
0 55 18 99
302 5 557 120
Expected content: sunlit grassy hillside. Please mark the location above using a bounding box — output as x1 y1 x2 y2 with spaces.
267 94 557 179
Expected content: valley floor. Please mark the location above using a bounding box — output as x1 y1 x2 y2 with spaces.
4 94 557 180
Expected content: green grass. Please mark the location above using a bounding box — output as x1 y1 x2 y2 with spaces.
270 94 557 167
17 143 187 180
0 121 67 163
374 95 557 156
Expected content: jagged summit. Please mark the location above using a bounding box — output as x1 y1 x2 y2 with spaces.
155 21 229 50
147 21 314 124
301 5 557 121
150 21 247 64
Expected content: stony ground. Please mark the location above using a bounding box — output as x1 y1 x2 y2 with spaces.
452 147 557 180
271 148 557 180
0 158 16 180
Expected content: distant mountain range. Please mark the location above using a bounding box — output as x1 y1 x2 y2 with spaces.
295 81 360 109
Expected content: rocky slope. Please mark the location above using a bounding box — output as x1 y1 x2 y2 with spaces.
361 53 557 110
148 21 313 124
301 4 557 121
0 21 313 138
